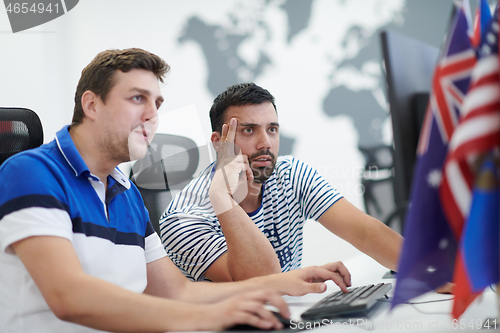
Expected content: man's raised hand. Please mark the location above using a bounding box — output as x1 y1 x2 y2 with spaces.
210 118 253 214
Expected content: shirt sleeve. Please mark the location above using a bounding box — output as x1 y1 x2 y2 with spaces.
0 208 73 254
288 157 343 220
160 210 227 281
0 153 74 254
144 221 167 263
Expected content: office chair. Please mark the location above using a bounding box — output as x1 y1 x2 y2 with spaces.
130 133 200 235
359 145 402 234
0 107 44 166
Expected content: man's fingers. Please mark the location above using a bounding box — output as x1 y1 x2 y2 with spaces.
298 266 349 293
244 290 290 318
242 302 282 330
321 262 352 287
263 291 290 319
243 155 254 182
226 118 237 143
221 123 228 142
219 141 241 158
218 118 241 157
230 291 289 330
327 271 349 293
307 282 328 294
220 123 235 157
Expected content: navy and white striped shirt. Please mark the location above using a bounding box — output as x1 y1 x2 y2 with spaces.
159 156 342 281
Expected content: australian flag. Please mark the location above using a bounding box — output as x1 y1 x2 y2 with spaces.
391 3 476 308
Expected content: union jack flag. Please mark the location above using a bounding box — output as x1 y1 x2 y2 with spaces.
392 2 476 308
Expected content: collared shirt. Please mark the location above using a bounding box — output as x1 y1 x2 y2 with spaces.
160 156 342 281
0 126 166 333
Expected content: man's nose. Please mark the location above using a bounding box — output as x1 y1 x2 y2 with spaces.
143 101 158 122
256 129 272 151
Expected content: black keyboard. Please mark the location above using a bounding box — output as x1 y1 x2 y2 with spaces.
301 283 392 320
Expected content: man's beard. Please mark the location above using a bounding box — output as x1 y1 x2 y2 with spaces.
99 130 149 164
249 150 276 183
99 132 131 163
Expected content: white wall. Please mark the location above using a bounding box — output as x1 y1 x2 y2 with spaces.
0 0 444 268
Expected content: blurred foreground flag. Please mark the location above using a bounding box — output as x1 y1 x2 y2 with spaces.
453 157 500 318
441 5 500 318
471 0 493 47
391 2 476 308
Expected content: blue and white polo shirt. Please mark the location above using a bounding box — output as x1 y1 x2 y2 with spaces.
0 126 166 333
159 156 342 281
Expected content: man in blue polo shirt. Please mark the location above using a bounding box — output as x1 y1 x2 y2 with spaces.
0 48 352 332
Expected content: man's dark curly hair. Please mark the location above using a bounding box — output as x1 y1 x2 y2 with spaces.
209 83 277 133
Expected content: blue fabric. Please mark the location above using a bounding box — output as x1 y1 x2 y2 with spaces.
479 0 493 42
462 158 499 292
0 126 154 246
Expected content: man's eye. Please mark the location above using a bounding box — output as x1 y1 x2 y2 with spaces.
133 96 143 102
269 127 277 133
244 128 253 133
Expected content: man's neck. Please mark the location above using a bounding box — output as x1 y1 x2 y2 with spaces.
69 124 117 185
238 181 263 213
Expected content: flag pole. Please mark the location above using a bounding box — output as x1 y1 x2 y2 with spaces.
497 282 500 323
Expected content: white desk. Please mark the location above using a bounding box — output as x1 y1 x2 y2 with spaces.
283 254 498 332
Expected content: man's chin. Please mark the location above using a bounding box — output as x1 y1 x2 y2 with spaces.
128 146 149 161
127 137 151 161
252 166 275 183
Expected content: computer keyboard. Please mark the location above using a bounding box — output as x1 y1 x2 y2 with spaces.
301 283 392 320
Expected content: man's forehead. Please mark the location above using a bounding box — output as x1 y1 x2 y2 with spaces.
112 69 162 93
224 102 277 122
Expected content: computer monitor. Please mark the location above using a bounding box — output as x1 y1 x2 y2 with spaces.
380 30 439 230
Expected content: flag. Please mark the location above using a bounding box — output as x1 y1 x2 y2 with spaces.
440 5 500 318
453 156 500 318
471 0 493 47
391 3 476 308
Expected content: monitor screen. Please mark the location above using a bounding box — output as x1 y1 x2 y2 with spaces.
380 30 439 230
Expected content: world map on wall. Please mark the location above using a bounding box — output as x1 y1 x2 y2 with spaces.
177 0 454 155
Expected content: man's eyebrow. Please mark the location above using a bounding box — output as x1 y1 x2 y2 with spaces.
130 87 164 102
238 122 280 127
238 122 258 127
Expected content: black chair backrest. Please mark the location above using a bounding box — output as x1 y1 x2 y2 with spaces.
0 107 43 166
131 134 199 190
130 133 200 235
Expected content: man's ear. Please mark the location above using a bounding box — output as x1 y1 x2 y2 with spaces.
81 90 99 121
211 131 221 153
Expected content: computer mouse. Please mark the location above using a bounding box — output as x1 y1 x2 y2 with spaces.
272 311 292 328
225 311 292 331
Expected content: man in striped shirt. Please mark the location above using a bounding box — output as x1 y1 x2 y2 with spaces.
0 50 353 332
160 83 403 282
